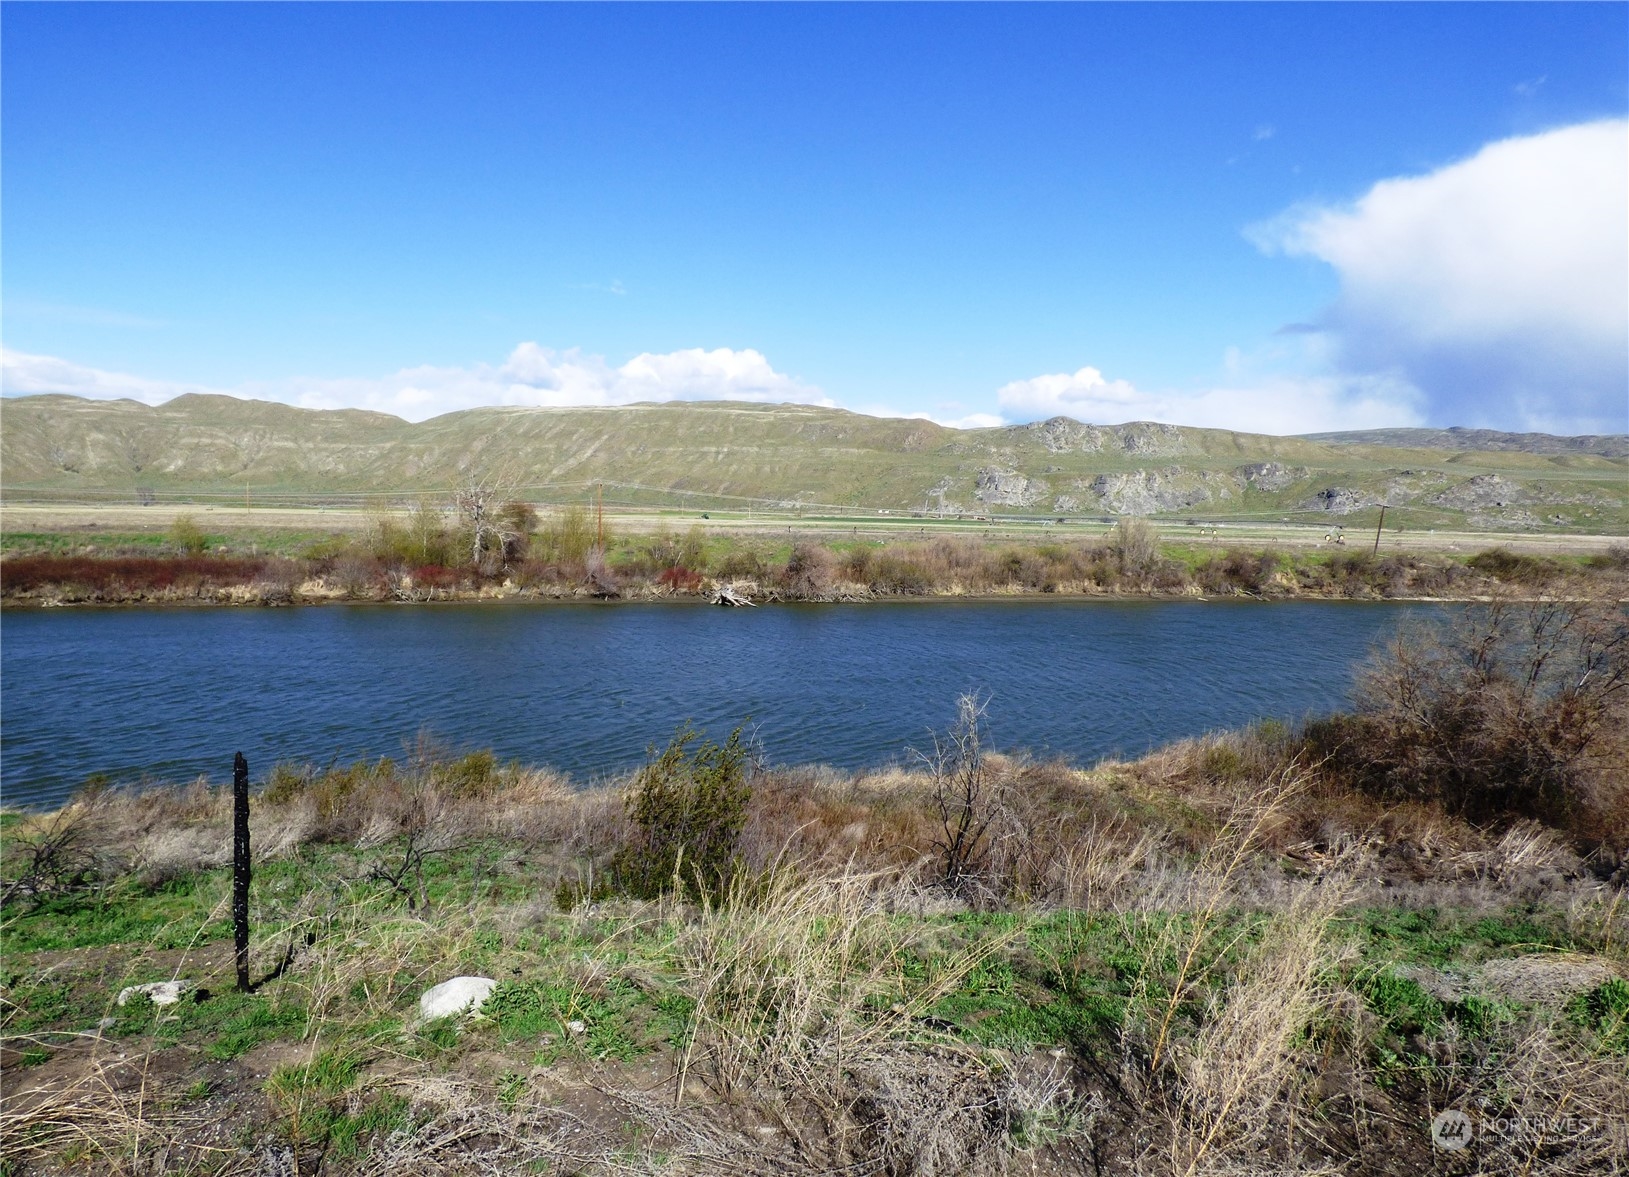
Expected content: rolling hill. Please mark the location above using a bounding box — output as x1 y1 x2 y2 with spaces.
2 393 1625 532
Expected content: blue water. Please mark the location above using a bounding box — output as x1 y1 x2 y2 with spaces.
0 600 1452 809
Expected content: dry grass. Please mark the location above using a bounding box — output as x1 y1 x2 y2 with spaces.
7 720 1628 1176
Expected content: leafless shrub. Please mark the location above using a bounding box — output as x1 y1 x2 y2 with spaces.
1310 597 1629 851
1196 548 1282 596
331 553 383 599
0 805 103 909
253 557 304 605
916 693 1008 902
1049 822 1164 910
778 543 834 601
585 549 622 597
1108 517 1160 582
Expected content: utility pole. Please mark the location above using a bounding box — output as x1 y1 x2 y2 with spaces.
1372 505 1387 556
595 482 605 551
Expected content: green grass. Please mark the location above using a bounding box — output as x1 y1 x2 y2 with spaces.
1352 907 1580 967
4 796 1624 1174
208 999 308 1060
0 875 234 954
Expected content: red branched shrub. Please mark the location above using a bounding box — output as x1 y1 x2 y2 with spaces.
1 555 272 595
408 564 460 589
657 566 704 594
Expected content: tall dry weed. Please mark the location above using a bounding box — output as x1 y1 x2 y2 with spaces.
671 866 1015 1169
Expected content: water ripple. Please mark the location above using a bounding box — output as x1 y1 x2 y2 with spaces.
0 599 1453 809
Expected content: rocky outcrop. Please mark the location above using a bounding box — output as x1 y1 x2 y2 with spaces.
1236 462 1305 492
974 468 1048 507
1009 417 1189 457
1304 487 1381 515
1430 474 1528 511
1116 421 1189 456
1085 467 1234 515
1023 418 1104 453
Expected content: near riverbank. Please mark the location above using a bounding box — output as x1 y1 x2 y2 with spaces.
3 598 1626 1175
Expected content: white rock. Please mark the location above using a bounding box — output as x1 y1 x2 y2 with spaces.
418 976 497 1022
566 1019 586 1035
116 981 190 1007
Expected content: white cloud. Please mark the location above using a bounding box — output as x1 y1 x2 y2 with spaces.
2 343 832 422
880 407 1006 430
0 349 220 404
1250 119 1629 434
932 412 1006 430
996 363 1423 435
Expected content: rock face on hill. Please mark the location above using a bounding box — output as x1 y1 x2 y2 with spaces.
1085 468 1234 515
1238 462 1304 492
1011 417 1190 456
975 468 1047 507
1304 487 1382 515
1430 474 1527 510
2 394 1624 532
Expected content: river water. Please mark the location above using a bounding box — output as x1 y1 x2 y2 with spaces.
0 599 1455 809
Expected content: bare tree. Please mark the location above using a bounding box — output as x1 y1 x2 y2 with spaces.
452 468 526 571
918 693 1008 899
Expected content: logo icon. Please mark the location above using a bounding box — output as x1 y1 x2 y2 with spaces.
1432 1109 1474 1151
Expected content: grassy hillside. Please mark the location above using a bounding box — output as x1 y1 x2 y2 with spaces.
3 393 1626 532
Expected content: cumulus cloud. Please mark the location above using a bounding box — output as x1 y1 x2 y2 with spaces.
0 349 220 404
1250 119 1629 434
996 363 1423 435
1 343 831 422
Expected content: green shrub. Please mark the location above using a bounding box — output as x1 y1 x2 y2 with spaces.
262 763 314 805
1468 546 1560 585
1362 969 1443 1038
168 515 208 556
434 750 499 797
1568 978 1629 1053
613 723 752 899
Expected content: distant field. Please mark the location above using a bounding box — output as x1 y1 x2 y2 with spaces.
3 500 1624 559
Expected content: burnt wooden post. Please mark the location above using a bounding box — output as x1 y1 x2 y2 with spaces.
233 752 251 992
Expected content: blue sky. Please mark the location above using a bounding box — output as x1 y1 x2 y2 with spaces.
3 3 1626 434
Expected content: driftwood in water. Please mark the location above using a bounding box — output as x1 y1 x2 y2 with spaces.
712 584 757 607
